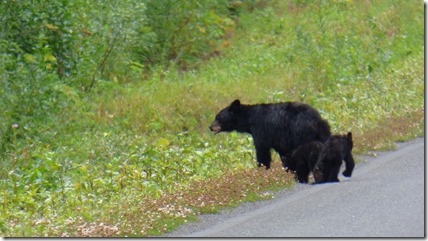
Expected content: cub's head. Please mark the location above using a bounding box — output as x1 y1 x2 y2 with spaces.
313 167 325 184
209 99 242 134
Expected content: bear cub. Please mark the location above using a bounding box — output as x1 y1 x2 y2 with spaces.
283 132 355 184
209 99 331 169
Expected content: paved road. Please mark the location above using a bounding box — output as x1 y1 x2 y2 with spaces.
167 138 425 237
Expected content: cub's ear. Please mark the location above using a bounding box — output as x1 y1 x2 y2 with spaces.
347 132 352 141
347 132 353 149
230 99 241 113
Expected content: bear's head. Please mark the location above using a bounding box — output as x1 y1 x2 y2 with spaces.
312 166 325 183
209 99 242 134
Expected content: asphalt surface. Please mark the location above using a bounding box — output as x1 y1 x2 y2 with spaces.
166 138 425 237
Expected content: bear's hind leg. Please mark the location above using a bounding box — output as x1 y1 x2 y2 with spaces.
342 154 355 177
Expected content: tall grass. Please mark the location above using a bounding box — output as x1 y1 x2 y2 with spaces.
0 0 423 236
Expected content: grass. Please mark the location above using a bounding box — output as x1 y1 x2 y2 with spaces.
71 161 295 237
355 107 424 153
0 0 424 237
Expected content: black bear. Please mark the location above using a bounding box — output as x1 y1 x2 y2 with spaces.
209 99 331 169
313 132 355 183
284 132 355 184
282 141 324 183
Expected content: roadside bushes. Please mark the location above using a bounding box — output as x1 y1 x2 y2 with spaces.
141 0 234 70
0 0 423 236
0 0 237 160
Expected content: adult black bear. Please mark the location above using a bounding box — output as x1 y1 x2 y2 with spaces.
209 99 331 169
283 132 355 183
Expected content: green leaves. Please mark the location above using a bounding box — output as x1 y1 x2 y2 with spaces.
141 0 232 70
0 0 423 237
155 138 171 149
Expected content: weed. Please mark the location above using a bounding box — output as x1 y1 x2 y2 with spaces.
0 0 423 237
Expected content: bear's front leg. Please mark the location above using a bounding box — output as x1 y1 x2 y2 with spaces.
280 156 289 170
328 163 342 182
254 143 272 170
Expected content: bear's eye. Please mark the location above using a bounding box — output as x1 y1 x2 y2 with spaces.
217 114 225 121
216 111 232 122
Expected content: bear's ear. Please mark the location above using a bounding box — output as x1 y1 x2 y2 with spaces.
347 132 353 149
231 99 240 106
230 99 241 113
347 132 352 141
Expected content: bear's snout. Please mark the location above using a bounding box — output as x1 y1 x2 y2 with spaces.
313 168 325 183
209 120 222 134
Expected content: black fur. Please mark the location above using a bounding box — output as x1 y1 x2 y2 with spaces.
209 99 331 169
283 141 324 183
284 132 355 184
314 132 355 183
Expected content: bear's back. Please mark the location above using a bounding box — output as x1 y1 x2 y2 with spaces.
249 102 322 122
247 101 331 152
323 134 350 160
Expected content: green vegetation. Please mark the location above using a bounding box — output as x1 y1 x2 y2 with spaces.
0 0 423 237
